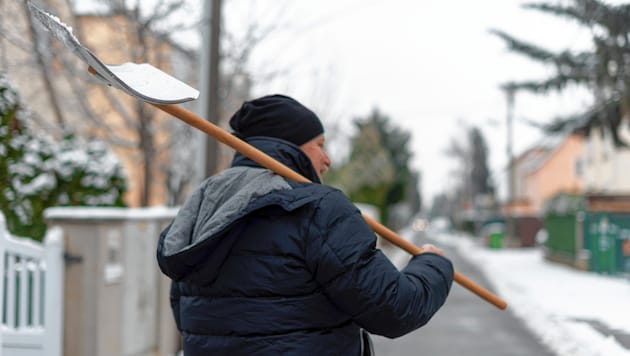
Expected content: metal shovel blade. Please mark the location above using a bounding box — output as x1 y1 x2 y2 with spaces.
27 1 199 104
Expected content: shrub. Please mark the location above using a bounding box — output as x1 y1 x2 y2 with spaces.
0 74 127 241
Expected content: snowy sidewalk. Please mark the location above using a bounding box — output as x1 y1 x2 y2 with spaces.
396 229 630 356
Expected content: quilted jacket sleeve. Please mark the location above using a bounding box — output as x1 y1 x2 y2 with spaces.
306 190 454 338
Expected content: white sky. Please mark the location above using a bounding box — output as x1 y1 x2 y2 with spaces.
389 228 630 356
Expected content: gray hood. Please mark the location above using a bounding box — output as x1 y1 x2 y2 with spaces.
162 166 291 257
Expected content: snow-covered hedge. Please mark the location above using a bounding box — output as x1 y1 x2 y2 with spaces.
0 74 127 241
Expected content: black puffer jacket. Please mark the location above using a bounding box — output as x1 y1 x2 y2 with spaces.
157 137 454 355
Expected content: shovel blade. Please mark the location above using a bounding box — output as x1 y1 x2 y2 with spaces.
27 1 199 104
105 62 200 104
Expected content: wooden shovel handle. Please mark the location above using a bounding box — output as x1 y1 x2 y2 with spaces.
152 103 508 310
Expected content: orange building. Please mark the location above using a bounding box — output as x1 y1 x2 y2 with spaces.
525 134 584 212
505 134 584 215
503 134 584 245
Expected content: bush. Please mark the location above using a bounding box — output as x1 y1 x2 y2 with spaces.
0 74 127 241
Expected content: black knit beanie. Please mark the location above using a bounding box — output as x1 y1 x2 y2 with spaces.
229 94 324 146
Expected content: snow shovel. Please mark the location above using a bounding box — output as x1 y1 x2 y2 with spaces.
27 2 507 310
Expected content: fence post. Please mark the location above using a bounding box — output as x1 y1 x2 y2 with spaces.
44 226 64 356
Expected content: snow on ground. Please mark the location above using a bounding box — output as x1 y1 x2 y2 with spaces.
402 228 630 356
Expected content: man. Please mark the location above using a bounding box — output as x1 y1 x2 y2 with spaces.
157 94 454 355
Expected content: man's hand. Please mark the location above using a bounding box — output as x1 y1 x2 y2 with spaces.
420 244 445 256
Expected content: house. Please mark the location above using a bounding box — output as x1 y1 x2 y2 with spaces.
503 134 585 246
542 121 630 274
525 134 584 212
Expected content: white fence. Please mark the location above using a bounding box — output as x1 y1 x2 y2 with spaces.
0 213 63 356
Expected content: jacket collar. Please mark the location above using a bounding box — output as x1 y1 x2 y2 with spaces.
231 136 321 183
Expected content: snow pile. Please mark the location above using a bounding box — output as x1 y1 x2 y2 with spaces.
432 231 630 356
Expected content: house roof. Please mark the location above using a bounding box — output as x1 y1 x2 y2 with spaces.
509 134 569 175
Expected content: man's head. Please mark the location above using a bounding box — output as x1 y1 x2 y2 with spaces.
229 94 323 146
229 94 330 179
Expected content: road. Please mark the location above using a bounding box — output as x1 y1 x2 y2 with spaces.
371 231 556 356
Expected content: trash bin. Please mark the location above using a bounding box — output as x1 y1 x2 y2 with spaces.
622 238 630 274
585 211 630 275
489 231 503 249
543 193 585 263
482 222 504 249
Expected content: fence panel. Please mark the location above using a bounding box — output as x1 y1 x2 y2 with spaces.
0 214 63 356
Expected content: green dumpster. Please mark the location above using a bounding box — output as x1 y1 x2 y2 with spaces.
543 193 585 260
622 237 630 274
585 212 630 275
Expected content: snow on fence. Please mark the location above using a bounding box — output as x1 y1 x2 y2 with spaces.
0 213 63 356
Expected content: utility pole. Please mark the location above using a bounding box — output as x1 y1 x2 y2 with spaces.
505 86 516 246
198 0 222 179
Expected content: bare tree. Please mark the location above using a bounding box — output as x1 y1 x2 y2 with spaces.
21 1 66 127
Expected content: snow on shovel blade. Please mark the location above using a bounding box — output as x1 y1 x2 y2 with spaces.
27 1 199 104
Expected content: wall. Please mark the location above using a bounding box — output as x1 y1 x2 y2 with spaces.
45 207 180 356
582 125 630 194
527 134 584 212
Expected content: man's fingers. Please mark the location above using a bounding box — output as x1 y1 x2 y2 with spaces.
420 244 445 256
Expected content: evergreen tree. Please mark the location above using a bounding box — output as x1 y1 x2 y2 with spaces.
492 0 630 146
326 109 419 226
469 127 494 197
326 122 395 222
0 74 127 241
